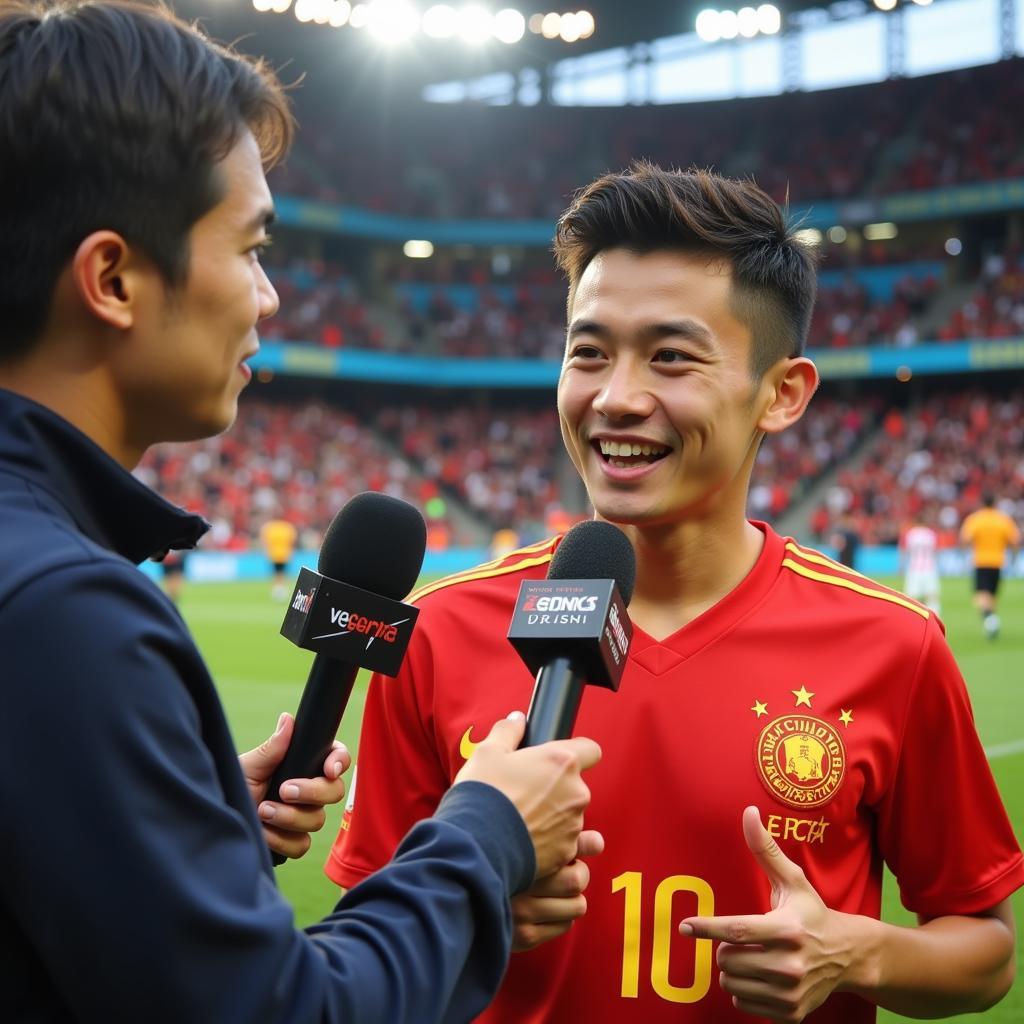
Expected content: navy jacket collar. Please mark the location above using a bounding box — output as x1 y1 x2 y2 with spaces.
0 388 208 564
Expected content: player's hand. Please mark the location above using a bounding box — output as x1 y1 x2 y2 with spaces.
239 712 350 860
511 829 605 951
454 711 601 881
679 806 852 1023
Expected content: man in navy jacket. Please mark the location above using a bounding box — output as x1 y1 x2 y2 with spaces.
0 3 601 1021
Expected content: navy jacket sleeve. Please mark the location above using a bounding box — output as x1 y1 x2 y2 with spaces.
0 560 533 1023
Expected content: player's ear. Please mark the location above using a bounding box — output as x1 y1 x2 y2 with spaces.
757 357 818 435
70 230 152 332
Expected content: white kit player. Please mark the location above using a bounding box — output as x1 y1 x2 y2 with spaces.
902 516 942 615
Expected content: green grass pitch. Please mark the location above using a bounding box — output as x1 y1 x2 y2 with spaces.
180 575 1024 1022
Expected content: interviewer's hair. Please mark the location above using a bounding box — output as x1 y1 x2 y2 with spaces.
0 0 293 358
553 162 818 377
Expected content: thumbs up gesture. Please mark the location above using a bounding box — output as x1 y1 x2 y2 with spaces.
679 806 854 1022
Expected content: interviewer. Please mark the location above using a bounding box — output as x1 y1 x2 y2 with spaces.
0 3 601 1021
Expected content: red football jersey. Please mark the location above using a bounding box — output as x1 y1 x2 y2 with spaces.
327 525 1024 1023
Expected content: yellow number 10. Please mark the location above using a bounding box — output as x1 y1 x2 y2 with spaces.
611 871 714 1003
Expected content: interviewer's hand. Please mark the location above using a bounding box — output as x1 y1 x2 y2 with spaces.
511 829 605 951
679 806 852 1022
239 712 350 860
453 711 601 881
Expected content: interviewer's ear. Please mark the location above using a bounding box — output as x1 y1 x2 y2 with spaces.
70 230 150 332
757 356 819 435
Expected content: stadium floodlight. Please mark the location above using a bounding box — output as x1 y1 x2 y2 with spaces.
294 0 316 22
541 12 561 39
827 225 848 244
423 3 458 37
493 8 526 43
945 237 963 255
403 240 435 258
863 221 898 240
695 9 721 41
559 11 581 41
312 0 335 24
911 0 934 5
718 9 739 38
872 0 897 9
756 4 781 34
328 0 352 26
270 0 292 13
458 4 493 43
252 0 274 12
349 2 370 26
737 6 759 36
576 10 595 38
367 0 420 41
528 12 545 33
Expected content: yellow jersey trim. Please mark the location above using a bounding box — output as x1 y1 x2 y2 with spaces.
781 557 930 620
783 541 876 582
409 550 555 604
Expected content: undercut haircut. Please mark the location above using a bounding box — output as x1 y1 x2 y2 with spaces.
553 162 818 377
0 0 293 358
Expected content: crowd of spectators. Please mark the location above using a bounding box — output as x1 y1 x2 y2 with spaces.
136 399 573 550
749 397 880 522
937 247 1024 341
809 390 1024 546
270 59 1023 220
807 275 937 349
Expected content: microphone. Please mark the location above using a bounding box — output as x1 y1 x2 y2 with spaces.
266 492 426 866
508 520 635 747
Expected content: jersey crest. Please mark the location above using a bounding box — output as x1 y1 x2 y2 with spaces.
756 714 846 809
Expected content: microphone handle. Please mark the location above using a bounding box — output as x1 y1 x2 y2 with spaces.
521 656 586 747
266 653 358 866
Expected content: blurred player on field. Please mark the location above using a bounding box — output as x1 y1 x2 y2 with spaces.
960 494 1020 639
900 510 941 615
260 514 298 599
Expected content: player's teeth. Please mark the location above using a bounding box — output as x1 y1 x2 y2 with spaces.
631 444 642 456
641 444 651 456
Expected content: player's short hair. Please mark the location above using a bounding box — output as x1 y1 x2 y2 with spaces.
553 162 818 378
0 0 293 358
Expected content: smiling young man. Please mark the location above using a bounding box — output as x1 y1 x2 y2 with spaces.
0 4 602 1020
329 164 1023 1022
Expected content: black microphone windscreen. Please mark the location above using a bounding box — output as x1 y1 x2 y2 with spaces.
548 520 636 605
318 492 427 601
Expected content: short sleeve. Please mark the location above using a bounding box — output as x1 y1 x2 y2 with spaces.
875 617 1024 916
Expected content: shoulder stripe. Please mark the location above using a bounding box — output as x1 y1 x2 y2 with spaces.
784 541 874 582
407 537 556 601
781 557 930 620
409 551 554 604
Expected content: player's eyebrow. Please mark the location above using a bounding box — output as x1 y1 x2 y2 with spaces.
568 317 717 351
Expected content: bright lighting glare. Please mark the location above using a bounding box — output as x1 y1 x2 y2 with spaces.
404 240 435 258
756 3 780 34
695 9 721 42
945 237 963 256
863 221 898 240
912 0 934 5
458 4 492 43
794 228 823 246
718 9 739 38
294 0 315 21
737 6 759 36
349 3 369 26
541 12 561 38
328 0 352 25
559 11 581 41
528 12 545 33
576 10 595 38
827 225 848 244
494 8 526 43
873 0 897 10
270 0 292 12
311 0 334 24
367 0 419 41
423 4 457 37
252 0 274 12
